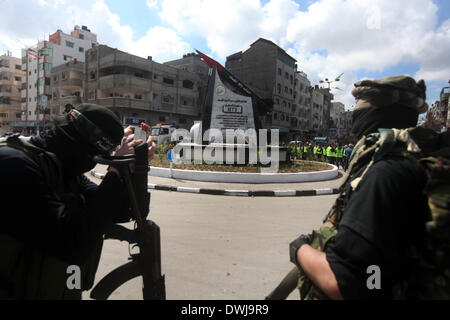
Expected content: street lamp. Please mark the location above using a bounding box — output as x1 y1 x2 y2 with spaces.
319 73 344 89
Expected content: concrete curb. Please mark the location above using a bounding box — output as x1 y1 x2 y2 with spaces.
90 170 339 197
148 164 338 184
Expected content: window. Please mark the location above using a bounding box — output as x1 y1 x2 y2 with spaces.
66 41 74 48
288 103 291 109
89 71 96 80
281 114 285 121
282 101 287 108
275 98 280 105
162 95 174 103
163 77 174 85
63 55 72 62
53 75 58 82
182 80 194 89
44 63 52 71
79 34 84 40
273 113 278 120
79 47 84 53
277 83 281 93
15 76 21 81
15 65 21 70
42 48 53 57
134 94 142 100
278 68 282 76
289 88 292 95
284 86 288 93
285 72 289 79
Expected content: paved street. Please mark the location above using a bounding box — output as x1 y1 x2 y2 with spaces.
85 170 345 300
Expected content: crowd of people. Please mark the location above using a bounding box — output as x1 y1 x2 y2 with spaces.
288 142 354 171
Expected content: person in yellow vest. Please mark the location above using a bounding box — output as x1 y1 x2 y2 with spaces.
290 143 296 160
313 144 319 161
317 144 323 162
302 144 309 160
296 143 302 160
326 144 335 165
335 145 344 169
331 144 337 165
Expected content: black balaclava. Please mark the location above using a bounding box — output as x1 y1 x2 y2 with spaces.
351 105 419 139
31 104 124 178
350 75 427 140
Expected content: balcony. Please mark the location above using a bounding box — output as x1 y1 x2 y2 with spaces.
96 97 151 111
176 105 198 116
60 78 83 88
99 53 151 71
98 74 151 91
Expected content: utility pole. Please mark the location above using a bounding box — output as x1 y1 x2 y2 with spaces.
36 49 41 135
26 47 47 136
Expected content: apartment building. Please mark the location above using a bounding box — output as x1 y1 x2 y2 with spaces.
0 53 25 135
84 45 205 129
311 89 324 134
330 101 346 138
293 71 312 135
50 60 84 115
20 26 98 133
437 85 449 130
225 38 297 134
342 110 354 140
164 52 209 83
317 88 333 135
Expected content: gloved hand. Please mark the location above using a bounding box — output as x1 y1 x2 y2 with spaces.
289 234 312 269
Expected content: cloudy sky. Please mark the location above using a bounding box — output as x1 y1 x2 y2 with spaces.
1 0 449 109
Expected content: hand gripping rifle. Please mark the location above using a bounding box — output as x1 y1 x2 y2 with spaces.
90 142 165 300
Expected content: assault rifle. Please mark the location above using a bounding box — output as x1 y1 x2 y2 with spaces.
90 142 165 300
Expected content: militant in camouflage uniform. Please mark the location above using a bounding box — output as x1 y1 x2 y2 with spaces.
267 75 450 300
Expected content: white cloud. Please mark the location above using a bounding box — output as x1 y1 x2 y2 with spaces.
133 26 191 61
282 0 449 107
146 0 158 8
157 0 449 107
158 0 298 59
0 0 189 62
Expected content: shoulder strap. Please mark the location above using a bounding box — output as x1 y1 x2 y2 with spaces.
1 135 63 191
